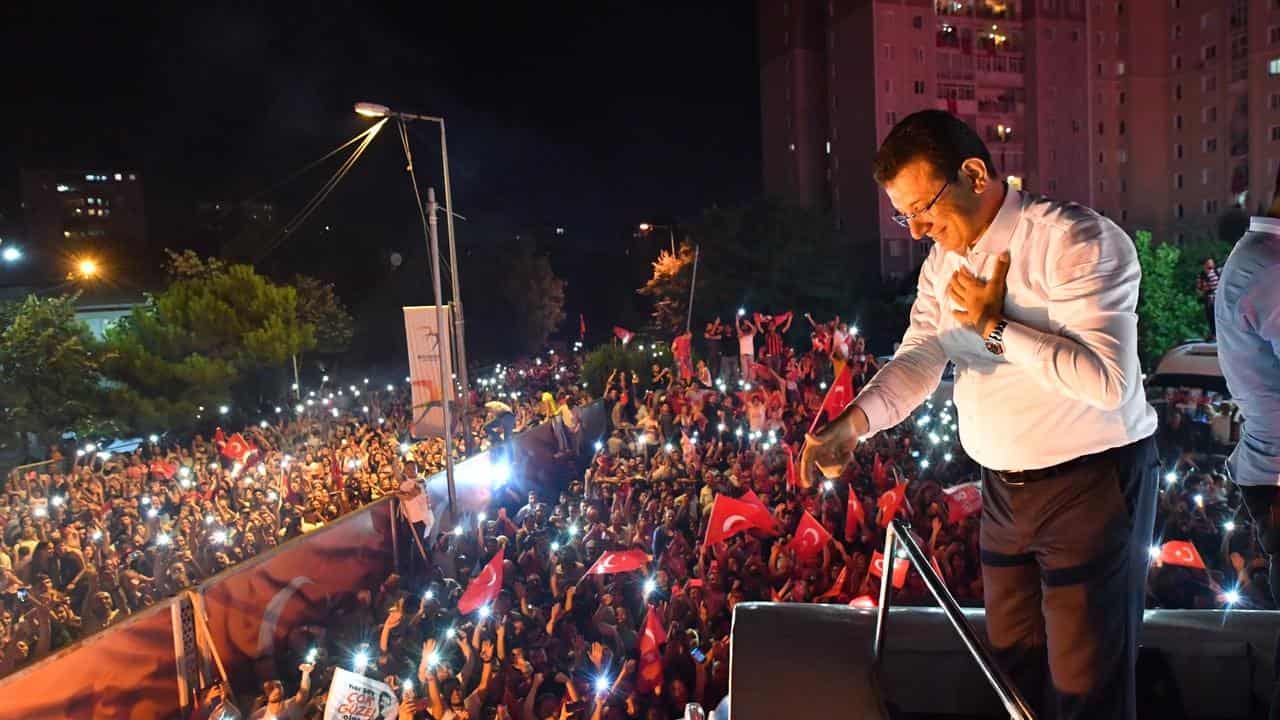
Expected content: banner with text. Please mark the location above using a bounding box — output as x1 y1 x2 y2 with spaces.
323 667 398 720
403 305 455 439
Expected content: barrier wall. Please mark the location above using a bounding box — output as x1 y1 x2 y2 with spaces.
0 401 608 719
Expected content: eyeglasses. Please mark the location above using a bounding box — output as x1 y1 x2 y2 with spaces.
890 181 950 228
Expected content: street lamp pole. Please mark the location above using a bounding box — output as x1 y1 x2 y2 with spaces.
356 102 473 454
638 223 676 254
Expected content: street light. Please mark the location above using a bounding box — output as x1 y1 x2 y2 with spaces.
1 246 21 263
637 222 676 254
76 257 99 279
356 99 470 511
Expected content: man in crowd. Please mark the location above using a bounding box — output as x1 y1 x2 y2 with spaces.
1216 168 1280 607
804 110 1158 719
1197 256 1221 340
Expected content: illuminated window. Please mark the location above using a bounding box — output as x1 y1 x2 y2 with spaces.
1269 58 1280 75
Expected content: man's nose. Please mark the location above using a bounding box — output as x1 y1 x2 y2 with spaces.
907 216 931 241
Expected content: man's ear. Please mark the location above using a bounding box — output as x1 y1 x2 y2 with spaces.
960 158 990 194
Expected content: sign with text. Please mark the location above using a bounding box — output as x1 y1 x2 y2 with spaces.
323 668 398 720
403 305 455 439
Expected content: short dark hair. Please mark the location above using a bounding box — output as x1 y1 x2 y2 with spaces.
872 110 998 185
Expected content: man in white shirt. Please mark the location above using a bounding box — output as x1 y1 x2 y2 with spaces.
803 110 1158 720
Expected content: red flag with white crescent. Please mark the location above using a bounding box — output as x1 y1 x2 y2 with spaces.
220 433 254 464
943 482 982 524
821 366 854 421
1160 540 1206 570
788 510 833 562
637 606 667 694
740 489 769 513
703 494 776 548
870 550 909 589
844 490 866 541
584 549 650 577
785 443 800 490
613 326 634 345
458 547 505 615
877 484 907 528
871 453 888 488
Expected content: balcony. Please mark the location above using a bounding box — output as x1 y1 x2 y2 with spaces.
936 0 973 17
975 2 1017 21
977 99 1019 114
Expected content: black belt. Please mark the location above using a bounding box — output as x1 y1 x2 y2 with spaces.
989 441 1136 485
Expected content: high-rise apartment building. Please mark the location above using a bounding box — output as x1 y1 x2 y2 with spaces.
759 0 1280 279
20 169 146 279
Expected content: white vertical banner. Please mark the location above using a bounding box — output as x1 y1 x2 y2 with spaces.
403 305 454 440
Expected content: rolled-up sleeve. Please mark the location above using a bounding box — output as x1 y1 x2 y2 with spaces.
1000 217 1143 411
856 251 950 434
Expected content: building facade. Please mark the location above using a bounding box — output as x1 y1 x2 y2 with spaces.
19 169 146 279
760 0 1280 279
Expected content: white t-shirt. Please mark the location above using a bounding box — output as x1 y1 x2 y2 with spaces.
738 333 754 357
400 479 434 533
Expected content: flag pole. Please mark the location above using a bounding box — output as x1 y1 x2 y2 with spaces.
685 244 700 334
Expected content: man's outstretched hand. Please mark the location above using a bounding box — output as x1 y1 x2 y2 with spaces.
800 405 870 488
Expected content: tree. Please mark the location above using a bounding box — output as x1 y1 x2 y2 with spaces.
293 274 354 356
637 197 860 337
103 262 315 432
0 294 116 452
1134 231 1202 370
462 240 566 363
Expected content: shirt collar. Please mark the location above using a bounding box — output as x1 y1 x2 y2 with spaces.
968 184 1021 257
1248 216 1280 235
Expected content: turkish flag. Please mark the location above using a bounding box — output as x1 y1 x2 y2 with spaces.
877 484 907 528
943 482 982 524
704 494 776 548
849 595 877 609
148 461 177 480
870 550 909 589
741 489 769 513
637 606 667 694
584 549 650 577
785 444 800 490
579 314 587 340
220 433 254 464
872 453 888 488
458 547 505 615
1160 540 1206 570
788 511 833 561
613 326 634 345
821 366 854 421
845 490 866 541
213 427 226 446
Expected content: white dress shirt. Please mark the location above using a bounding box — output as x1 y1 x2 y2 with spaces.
856 188 1157 471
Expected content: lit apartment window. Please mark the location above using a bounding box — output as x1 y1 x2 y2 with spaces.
1119 149 1129 163
1270 58 1280 75
1117 61 1126 76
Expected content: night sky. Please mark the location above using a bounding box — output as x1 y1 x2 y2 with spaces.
0 2 761 348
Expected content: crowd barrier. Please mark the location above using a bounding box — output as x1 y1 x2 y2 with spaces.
0 401 608 719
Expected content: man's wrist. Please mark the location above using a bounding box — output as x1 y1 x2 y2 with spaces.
980 313 1005 339
846 405 870 439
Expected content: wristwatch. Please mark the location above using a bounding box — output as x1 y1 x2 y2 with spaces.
984 319 1008 356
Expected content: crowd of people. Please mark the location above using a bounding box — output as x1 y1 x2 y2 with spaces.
0 351 590 682
182 311 1261 720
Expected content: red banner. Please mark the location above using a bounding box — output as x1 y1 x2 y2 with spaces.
943 482 982 524
870 550 909 589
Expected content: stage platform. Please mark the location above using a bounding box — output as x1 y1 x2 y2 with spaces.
730 603 1280 719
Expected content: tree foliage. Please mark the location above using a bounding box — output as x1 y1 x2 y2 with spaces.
580 342 672 397
103 262 315 432
293 274 354 356
0 294 116 450
1134 230 1203 370
637 197 862 336
462 240 566 363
